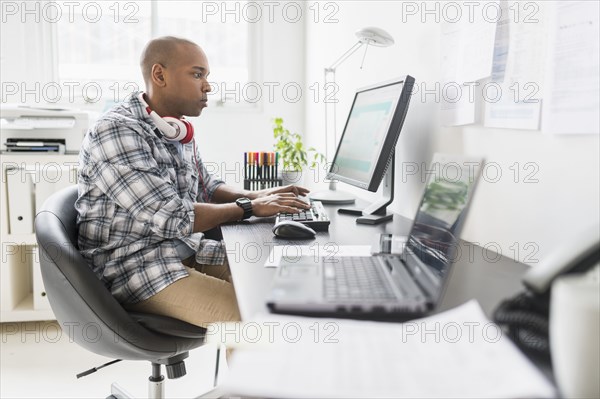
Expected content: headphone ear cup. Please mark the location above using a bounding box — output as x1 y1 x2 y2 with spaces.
179 119 195 144
149 112 178 139
163 117 194 143
143 96 194 144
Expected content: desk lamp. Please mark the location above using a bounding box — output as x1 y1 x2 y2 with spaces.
310 27 395 204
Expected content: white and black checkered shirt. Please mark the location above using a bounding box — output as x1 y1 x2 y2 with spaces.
76 92 225 304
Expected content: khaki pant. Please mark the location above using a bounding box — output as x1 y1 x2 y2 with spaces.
125 257 241 329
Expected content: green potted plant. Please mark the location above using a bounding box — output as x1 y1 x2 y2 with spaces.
273 117 325 185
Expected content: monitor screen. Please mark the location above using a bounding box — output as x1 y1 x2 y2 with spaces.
328 76 414 192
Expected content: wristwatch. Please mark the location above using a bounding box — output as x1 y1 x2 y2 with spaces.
235 197 253 220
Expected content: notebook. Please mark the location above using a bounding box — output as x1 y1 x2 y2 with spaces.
266 153 483 320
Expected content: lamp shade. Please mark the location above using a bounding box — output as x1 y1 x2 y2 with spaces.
355 27 395 47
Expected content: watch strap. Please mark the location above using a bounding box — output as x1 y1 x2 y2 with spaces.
236 198 253 220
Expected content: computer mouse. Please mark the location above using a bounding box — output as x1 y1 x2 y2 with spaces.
272 220 316 239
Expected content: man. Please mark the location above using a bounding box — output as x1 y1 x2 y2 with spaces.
76 36 309 328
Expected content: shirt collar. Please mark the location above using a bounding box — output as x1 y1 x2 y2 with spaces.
128 91 153 125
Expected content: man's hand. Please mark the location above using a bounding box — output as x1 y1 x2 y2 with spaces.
250 184 310 199
251 193 311 217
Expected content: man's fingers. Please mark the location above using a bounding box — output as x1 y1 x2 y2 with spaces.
276 192 296 198
290 186 309 196
272 185 310 197
278 198 310 209
279 185 309 195
296 186 310 196
293 199 311 208
267 188 311 207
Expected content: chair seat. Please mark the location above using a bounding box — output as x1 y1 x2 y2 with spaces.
35 185 207 365
128 312 207 339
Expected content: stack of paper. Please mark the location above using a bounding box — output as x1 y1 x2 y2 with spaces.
221 301 555 398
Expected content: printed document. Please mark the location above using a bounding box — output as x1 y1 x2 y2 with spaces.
222 300 555 398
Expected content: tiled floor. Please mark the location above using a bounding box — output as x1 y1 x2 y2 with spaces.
1 321 224 399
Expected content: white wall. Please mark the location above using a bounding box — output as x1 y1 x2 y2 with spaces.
2 1 598 265
0 4 306 188
304 0 444 212
193 11 306 186
303 1 600 264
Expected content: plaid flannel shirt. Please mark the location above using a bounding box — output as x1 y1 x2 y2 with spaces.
76 92 225 304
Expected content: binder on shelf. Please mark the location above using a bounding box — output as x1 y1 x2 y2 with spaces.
6 167 35 235
34 166 73 215
32 249 51 311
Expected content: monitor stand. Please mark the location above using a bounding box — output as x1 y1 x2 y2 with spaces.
308 180 356 205
337 157 395 225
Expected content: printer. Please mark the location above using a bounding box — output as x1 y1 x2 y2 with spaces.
0 105 89 154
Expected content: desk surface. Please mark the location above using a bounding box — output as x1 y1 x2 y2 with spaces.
221 201 530 321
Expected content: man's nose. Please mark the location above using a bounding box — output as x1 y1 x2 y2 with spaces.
203 82 212 93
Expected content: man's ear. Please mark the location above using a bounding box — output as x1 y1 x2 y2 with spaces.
151 63 167 87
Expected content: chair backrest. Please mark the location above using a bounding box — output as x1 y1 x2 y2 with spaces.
35 186 202 361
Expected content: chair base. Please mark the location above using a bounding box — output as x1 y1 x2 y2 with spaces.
107 346 223 399
108 379 164 399
108 381 224 399
107 382 134 399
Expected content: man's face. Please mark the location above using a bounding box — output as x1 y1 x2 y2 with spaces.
162 44 212 117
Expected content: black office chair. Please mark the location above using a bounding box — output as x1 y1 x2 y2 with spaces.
35 186 220 399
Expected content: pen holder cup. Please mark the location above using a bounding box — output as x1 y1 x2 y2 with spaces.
244 178 283 191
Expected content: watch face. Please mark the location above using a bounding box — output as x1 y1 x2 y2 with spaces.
237 197 252 219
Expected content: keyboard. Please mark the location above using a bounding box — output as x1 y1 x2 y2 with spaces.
275 200 330 231
323 256 396 301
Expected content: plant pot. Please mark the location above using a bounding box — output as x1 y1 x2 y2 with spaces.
281 169 304 186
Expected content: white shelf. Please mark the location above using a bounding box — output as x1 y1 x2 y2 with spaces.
1 155 76 323
1 294 55 322
3 234 37 245
0 153 79 161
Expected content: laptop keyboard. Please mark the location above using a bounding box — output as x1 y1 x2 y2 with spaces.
323 256 396 301
276 200 330 231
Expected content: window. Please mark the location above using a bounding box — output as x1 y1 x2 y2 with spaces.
53 1 257 108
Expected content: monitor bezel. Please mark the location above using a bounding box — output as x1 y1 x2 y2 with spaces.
326 75 415 192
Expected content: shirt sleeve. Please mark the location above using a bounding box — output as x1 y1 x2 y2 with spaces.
195 239 227 265
82 120 195 239
193 144 225 203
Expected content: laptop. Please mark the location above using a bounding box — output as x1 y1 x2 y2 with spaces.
266 154 483 320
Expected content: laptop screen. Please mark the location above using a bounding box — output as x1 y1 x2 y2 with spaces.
405 155 482 300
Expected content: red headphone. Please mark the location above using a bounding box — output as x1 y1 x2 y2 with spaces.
138 92 194 144
138 92 209 201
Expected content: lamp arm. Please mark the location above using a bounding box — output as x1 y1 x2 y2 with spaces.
326 41 364 72
323 39 374 174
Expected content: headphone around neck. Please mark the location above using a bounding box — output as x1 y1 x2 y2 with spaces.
138 92 194 144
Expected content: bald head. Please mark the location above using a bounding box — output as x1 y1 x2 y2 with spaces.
138 36 211 118
140 36 201 86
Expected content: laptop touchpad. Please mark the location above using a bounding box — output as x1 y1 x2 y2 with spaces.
279 256 320 277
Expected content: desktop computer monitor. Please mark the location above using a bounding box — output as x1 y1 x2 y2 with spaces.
312 75 415 224
327 75 414 192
